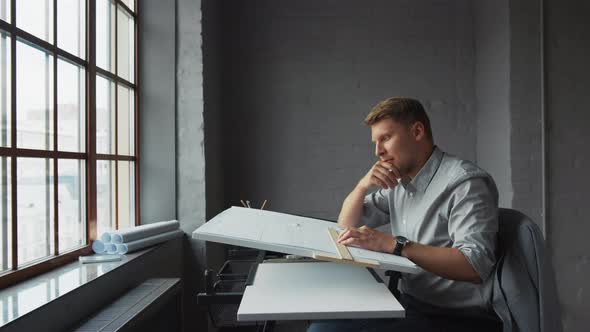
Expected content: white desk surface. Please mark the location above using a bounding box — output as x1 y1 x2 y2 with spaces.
193 207 420 273
237 262 405 321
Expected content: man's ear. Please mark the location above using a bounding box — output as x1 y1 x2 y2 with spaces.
412 122 426 141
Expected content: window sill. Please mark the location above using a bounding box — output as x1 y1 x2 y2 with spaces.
0 246 157 328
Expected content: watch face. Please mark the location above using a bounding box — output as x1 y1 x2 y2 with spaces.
393 236 408 256
397 236 408 245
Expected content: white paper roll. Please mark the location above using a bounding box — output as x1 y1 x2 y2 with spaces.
100 232 112 243
117 230 183 254
92 240 106 254
105 243 118 254
111 220 180 244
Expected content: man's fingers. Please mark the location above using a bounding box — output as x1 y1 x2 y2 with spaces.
371 175 388 189
337 228 352 241
340 237 362 247
341 235 369 247
378 162 402 179
338 228 360 243
373 171 395 189
358 226 375 238
374 166 397 187
379 160 396 171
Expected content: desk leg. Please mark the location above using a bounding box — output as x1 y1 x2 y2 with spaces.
258 320 275 332
386 270 401 299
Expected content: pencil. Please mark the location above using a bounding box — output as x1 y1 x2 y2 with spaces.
246 200 251 208
260 200 267 210
240 200 247 208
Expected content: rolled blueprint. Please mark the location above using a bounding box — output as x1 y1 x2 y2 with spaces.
92 240 106 254
105 243 118 254
116 229 183 254
110 220 179 244
100 232 113 243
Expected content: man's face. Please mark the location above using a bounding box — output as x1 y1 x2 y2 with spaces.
370 118 419 176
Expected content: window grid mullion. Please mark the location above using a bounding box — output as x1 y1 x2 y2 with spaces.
114 0 119 230
52 0 58 256
95 67 134 89
53 159 58 255
116 0 135 19
96 154 134 161
0 19 88 70
87 0 97 245
0 148 87 159
10 0 16 270
134 0 139 226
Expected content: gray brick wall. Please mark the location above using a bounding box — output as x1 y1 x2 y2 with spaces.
509 0 544 229
546 0 590 330
216 0 477 220
474 0 513 209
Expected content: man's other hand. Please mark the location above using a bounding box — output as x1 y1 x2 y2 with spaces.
337 225 395 253
357 160 401 191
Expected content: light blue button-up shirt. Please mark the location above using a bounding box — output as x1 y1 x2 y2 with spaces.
360 146 499 310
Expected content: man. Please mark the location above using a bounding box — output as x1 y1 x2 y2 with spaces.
308 97 502 332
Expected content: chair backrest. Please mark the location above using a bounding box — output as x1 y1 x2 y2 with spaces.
494 208 562 332
497 208 540 284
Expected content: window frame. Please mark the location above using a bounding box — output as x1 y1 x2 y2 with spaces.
0 0 139 289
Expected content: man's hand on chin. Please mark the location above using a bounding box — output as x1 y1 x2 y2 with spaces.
336 225 395 253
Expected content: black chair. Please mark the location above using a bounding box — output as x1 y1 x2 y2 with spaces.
493 208 562 332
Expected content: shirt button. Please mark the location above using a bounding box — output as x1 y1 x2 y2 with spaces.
409 192 414 197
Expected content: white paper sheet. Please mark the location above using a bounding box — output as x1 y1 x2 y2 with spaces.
193 207 420 273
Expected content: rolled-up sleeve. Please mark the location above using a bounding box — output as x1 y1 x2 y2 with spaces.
359 189 391 228
448 178 498 281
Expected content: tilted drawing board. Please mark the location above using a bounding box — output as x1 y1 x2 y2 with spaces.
192 206 420 273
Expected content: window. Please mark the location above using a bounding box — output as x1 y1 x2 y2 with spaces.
0 0 138 288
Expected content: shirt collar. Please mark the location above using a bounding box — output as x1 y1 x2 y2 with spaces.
402 146 444 194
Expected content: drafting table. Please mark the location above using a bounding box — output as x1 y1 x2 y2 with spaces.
237 261 405 321
192 206 420 274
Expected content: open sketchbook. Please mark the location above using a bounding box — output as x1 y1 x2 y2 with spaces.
192 206 420 273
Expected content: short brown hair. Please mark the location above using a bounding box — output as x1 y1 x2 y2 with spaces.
364 97 433 141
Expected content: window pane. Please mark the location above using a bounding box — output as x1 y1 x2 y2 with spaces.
117 7 134 83
97 0 115 73
16 0 54 44
58 159 85 252
0 32 10 148
58 0 86 59
117 85 134 156
17 41 54 150
1 157 11 272
96 75 115 154
58 59 85 152
0 0 10 23
117 161 134 230
17 157 54 266
96 160 115 236
121 0 134 12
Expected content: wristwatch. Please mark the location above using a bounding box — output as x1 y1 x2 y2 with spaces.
393 236 409 256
